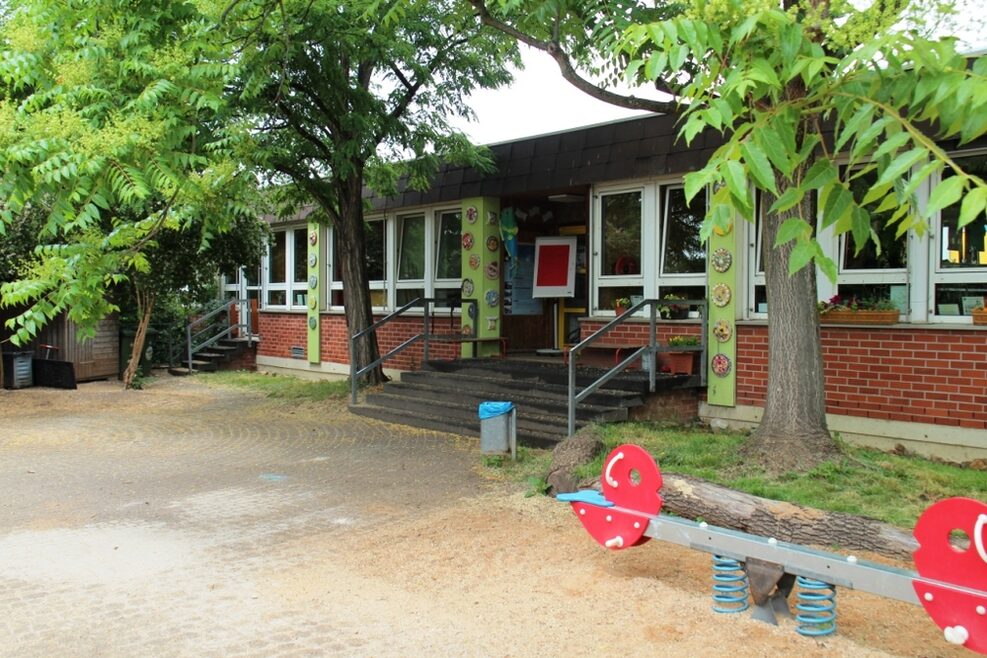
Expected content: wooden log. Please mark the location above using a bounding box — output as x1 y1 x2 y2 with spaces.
659 473 918 560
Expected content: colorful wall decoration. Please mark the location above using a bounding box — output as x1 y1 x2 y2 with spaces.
306 221 321 364
461 197 501 358
706 220 738 406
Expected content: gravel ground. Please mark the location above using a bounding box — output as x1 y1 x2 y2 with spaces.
0 375 966 657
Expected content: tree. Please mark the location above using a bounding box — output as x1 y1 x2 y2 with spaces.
0 1 259 375
470 0 987 470
215 0 518 385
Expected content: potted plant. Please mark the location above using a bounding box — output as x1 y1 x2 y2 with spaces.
973 303 987 325
613 297 631 315
660 293 689 319
817 295 900 325
663 334 701 375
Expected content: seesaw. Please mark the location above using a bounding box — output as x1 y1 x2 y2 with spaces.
556 444 987 653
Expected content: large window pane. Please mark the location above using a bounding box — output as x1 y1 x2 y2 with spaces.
601 191 641 276
939 154 987 270
398 215 425 280
293 229 308 283
269 231 286 283
843 170 907 270
662 187 706 274
435 210 462 279
366 220 386 281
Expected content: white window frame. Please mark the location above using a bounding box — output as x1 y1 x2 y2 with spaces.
926 148 987 323
432 207 463 309
396 212 427 307
657 183 708 297
262 226 309 310
592 183 655 314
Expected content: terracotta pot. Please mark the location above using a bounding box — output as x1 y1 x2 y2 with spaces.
973 309 987 325
819 309 899 325
664 351 698 375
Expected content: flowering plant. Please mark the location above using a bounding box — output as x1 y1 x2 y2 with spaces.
613 297 631 309
817 295 898 313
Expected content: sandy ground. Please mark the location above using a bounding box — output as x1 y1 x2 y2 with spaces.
0 376 971 657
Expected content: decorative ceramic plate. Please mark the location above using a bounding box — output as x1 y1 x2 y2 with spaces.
713 319 732 342
462 324 473 335
308 253 318 267
309 230 318 245
711 248 732 273
711 353 732 377
461 278 474 297
468 253 481 270
467 303 477 319
466 207 478 224
713 220 733 237
486 235 500 252
462 232 474 250
487 210 498 225
485 289 499 307
307 316 317 330
308 276 318 289
485 261 499 280
711 283 732 307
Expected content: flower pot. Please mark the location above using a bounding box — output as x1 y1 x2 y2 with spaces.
669 308 689 320
663 351 698 375
614 305 627 316
818 309 899 325
973 309 987 325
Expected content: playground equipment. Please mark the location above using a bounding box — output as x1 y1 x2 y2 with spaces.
557 444 987 654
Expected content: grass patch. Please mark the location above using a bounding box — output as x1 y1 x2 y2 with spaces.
584 422 987 530
201 370 349 401
478 446 554 496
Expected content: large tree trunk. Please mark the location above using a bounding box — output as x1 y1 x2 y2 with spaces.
123 286 155 389
334 171 385 387
744 168 840 472
661 473 917 559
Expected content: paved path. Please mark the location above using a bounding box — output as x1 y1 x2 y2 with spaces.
0 376 487 658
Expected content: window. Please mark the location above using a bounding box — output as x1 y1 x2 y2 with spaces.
930 152 987 319
596 189 645 311
832 168 909 315
264 227 309 309
434 209 462 307
658 185 706 301
396 214 425 306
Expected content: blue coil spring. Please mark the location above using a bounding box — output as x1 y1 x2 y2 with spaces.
711 555 749 613
795 576 837 637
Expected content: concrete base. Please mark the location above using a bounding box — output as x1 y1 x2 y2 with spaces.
255 355 402 382
700 402 987 462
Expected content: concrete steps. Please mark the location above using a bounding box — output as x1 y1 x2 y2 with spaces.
168 339 250 376
348 358 699 447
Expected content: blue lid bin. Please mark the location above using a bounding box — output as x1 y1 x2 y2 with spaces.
479 401 516 460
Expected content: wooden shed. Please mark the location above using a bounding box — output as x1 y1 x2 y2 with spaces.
34 314 120 382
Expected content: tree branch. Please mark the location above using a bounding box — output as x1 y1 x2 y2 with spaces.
467 0 678 114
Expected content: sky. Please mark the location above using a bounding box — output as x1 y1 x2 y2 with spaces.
450 46 653 146
453 15 987 147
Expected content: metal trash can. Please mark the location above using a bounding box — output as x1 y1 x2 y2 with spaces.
2 352 33 389
479 401 517 460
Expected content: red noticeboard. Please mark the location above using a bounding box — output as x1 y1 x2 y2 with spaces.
532 236 576 298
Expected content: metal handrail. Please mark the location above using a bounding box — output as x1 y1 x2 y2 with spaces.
349 298 479 404
181 298 251 371
566 298 708 436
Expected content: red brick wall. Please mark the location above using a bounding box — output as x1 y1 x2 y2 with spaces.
258 312 462 370
739 324 987 431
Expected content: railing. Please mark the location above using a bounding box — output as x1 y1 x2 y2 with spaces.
566 298 708 436
349 297 479 404
177 298 252 371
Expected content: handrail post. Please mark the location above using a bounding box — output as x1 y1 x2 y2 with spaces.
422 299 430 366
567 351 576 437
350 332 357 405
186 321 193 376
649 300 657 393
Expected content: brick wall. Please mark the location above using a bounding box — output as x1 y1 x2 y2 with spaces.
258 312 462 370
739 324 987 431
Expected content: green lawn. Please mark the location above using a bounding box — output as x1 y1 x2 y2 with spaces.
199 370 350 401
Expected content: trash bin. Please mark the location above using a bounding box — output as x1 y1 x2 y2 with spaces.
2 351 33 389
479 401 516 459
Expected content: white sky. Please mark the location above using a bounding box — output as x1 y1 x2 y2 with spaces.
451 46 653 146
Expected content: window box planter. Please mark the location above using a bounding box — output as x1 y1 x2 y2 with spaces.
818 309 899 325
663 351 699 375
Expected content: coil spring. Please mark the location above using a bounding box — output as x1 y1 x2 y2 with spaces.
711 555 750 613
795 576 837 637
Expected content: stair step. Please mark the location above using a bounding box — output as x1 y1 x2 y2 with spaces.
348 404 564 448
181 359 217 372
